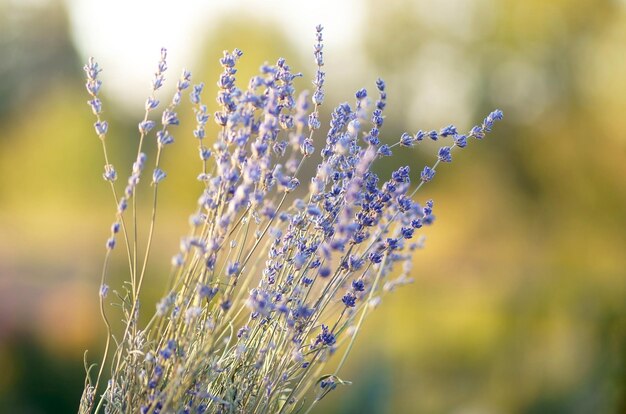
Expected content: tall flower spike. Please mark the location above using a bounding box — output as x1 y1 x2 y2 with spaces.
310 25 325 128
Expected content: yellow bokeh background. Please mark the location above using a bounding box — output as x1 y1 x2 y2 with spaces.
0 0 624 412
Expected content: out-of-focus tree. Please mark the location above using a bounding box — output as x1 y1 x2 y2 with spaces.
0 0 81 121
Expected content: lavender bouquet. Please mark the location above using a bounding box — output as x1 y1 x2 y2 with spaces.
78 26 502 414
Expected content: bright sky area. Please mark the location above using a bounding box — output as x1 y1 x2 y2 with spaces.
66 0 362 106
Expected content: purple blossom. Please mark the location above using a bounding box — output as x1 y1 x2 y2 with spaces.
352 279 365 292
152 168 167 184
454 134 468 148
438 146 452 163
94 121 108 136
342 292 357 308
420 166 436 182
316 324 336 347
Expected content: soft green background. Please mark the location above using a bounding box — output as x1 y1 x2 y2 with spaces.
0 0 624 413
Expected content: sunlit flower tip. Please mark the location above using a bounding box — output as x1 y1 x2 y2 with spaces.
411 218 423 229
301 139 315 156
83 58 101 80
88 98 102 114
314 50 324 67
138 120 155 134
312 89 324 105
308 113 321 130
491 109 504 120
352 279 366 292
342 292 357 308
286 178 300 192
199 147 211 160
317 325 336 347
132 153 147 173
483 109 504 131
157 130 174 146
103 164 117 182
145 97 159 111
196 108 209 124
392 166 410 183
400 132 414 147
420 166 436 182
177 69 192 90
355 88 367 100
377 145 392 157
368 251 384 264
440 124 457 137
94 121 108 136
438 146 452 163
193 127 205 140
85 79 102 96
401 226 414 239
162 110 179 126
214 112 228 126
152 168 166 184
454 134 467 148
372 110 384 127
171 91 182 106
106 237 116 250
470 125 485 139
99 284 109 298
376 78 386 91
190 83 204 104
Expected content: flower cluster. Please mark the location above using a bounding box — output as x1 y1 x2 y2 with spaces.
79 26 502 414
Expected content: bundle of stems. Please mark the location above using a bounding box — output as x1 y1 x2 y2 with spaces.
78 25 502 414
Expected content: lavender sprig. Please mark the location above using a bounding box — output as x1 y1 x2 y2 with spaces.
80 26 503 414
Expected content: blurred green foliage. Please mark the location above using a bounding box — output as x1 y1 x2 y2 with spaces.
0 0 624 413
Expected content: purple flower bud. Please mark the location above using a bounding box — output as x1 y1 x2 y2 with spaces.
352 279 365 292
152 168 166 184
342 292 357 307
145 97 159 111
420 166 436 182
138 120 155 135
438 146 452 163
103 164 117 182
454 134 467 148
88 98 102 115
94 121 108 136
400 132 414 147
162 110 179 126
157 130 174 146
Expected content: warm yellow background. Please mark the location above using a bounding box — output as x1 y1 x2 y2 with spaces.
0 0 624 413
